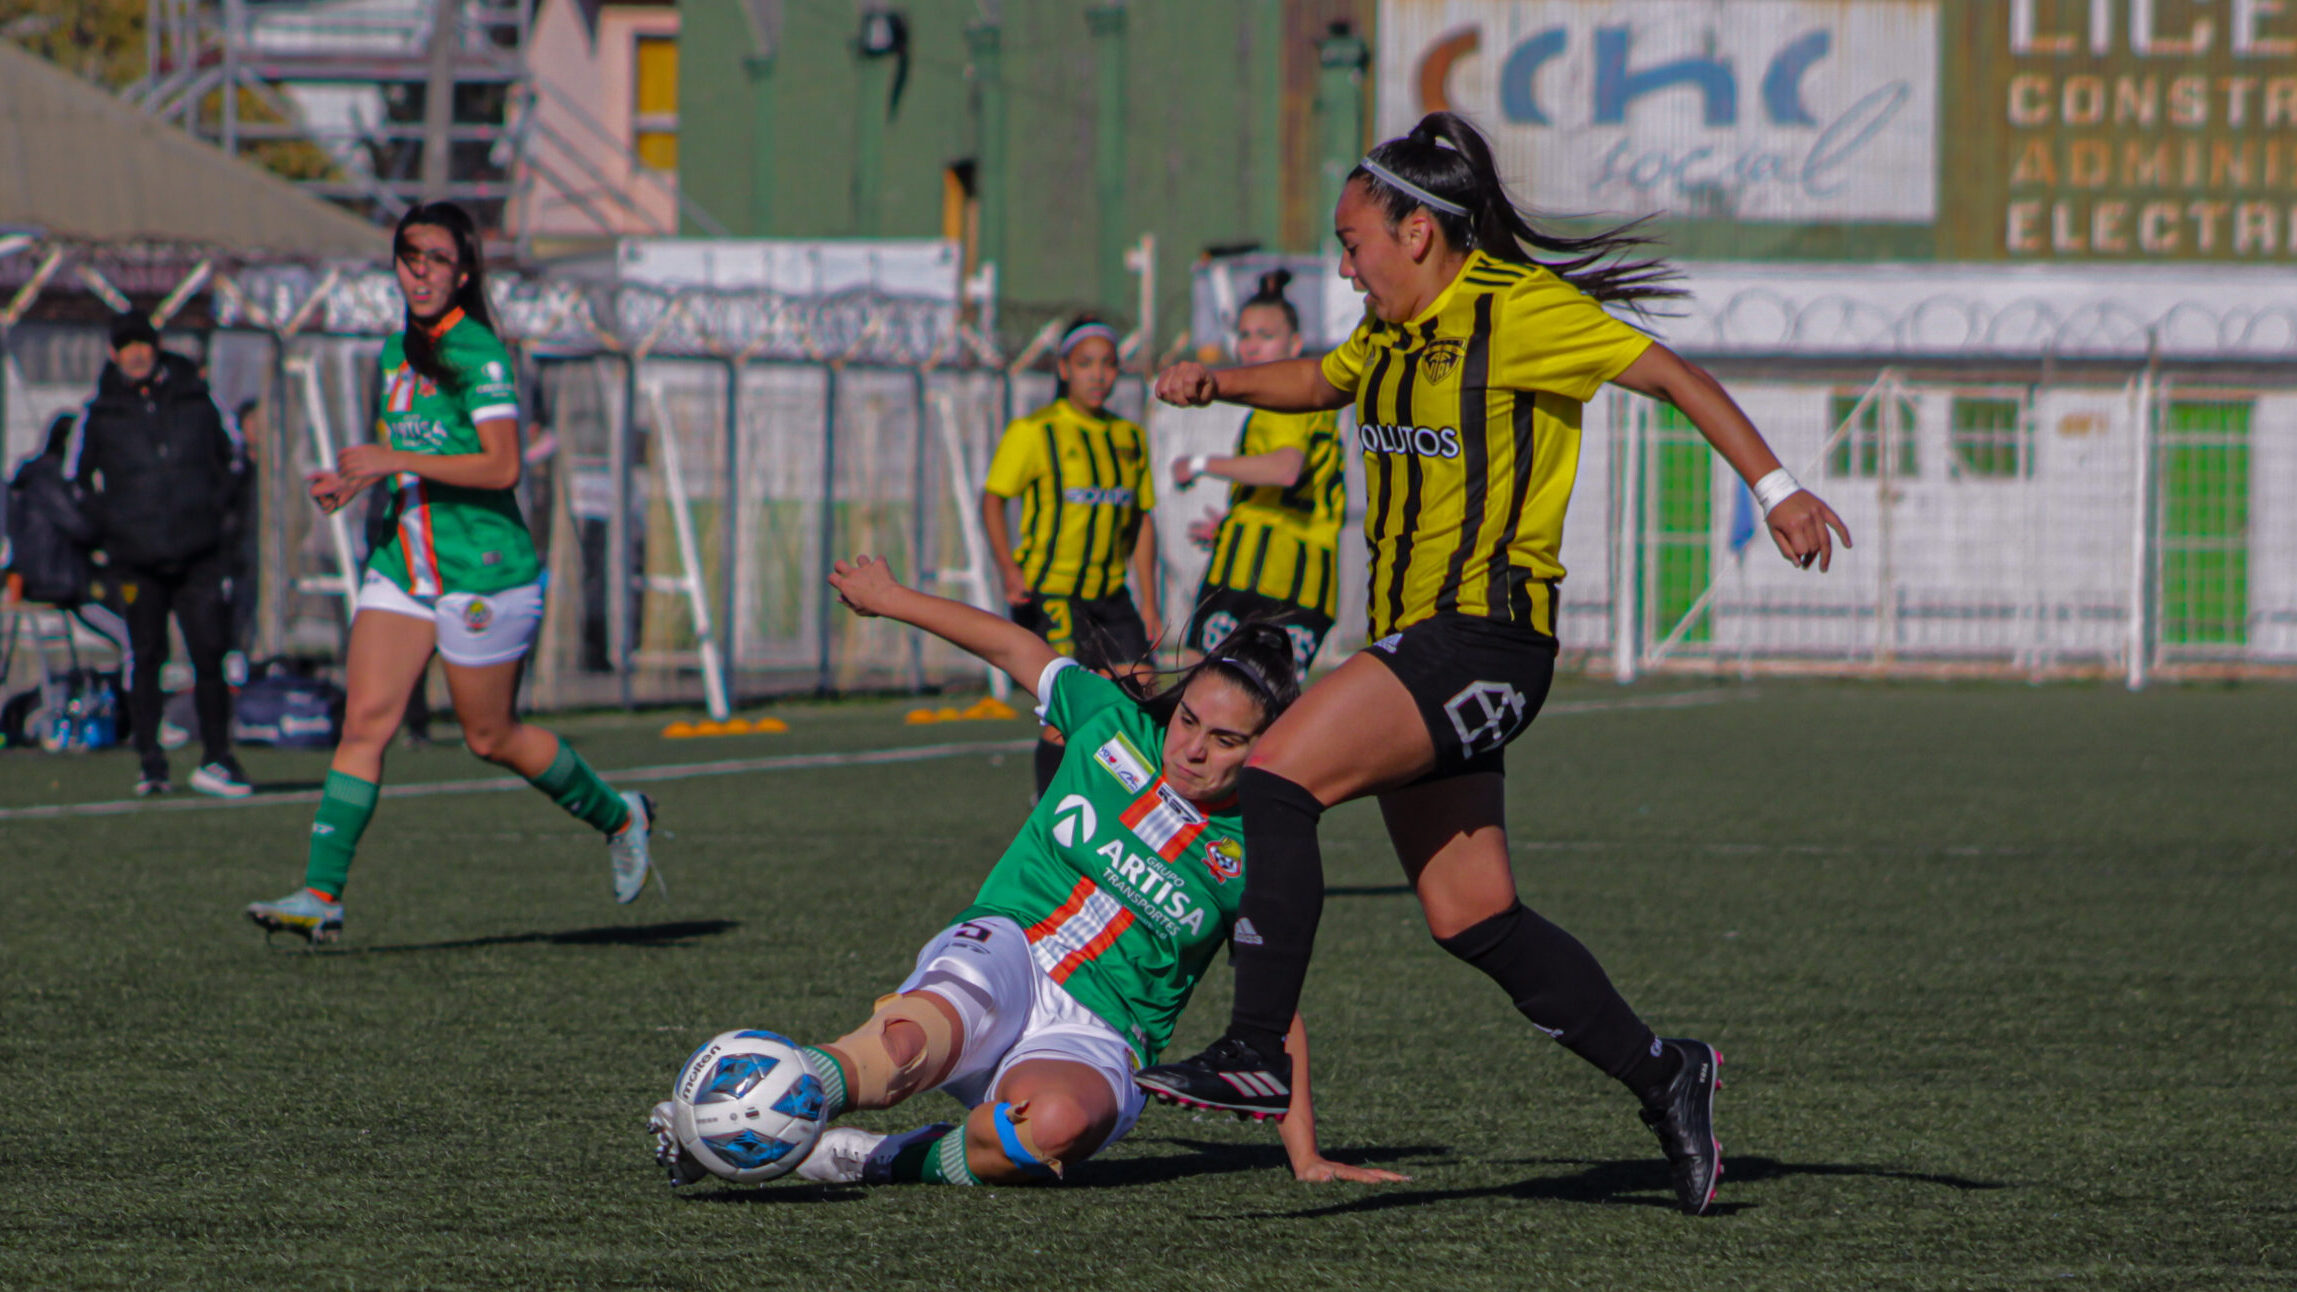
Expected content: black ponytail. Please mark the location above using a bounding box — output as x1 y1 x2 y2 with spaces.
1240 268 1300 334
1353 111 1681 310
1134 621 1302 735
392 201 497 392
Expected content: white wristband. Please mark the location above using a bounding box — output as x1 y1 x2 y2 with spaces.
1186 454 1210 478
1751 467 1802 515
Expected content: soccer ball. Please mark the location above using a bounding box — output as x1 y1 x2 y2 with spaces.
670 1029 827 1183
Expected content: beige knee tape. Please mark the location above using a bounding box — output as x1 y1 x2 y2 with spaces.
825 992 960 1108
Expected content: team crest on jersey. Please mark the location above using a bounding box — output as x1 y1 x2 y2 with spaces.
1419 338 1465 383
1202 835 1242 882
462 598 494 632
1093 734 1154 793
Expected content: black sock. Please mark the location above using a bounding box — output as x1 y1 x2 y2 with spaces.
1434 901 1677 1102
1225 767 1327 1065
1032 737 1064 796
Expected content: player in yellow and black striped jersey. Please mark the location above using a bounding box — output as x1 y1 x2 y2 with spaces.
982 318 1162 793
1171 270 1345 673
1132 112 1851 1218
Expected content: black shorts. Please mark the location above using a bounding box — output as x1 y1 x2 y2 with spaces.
1012 593 1151 673
1184 587 1334 674
1361 613 1557 780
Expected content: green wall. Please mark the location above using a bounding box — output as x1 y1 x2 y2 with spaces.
680 0 1353 352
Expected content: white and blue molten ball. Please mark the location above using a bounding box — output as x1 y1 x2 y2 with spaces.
671 1030 827 1183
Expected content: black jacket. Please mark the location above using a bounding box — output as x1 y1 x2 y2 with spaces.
68 352 239 570
5 452 99 604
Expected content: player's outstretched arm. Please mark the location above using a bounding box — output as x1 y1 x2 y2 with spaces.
1156 358 1348 413
1612 343 1853 572
828 555 1063 700
1275 1013 1410 1184
1172 445 1304 489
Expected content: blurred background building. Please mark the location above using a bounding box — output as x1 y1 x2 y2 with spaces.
5 1 2295 708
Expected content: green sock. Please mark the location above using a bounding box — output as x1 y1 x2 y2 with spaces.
915 1127 978 1186
799 1047 850 1120
526 740 630 835
302 770 378 899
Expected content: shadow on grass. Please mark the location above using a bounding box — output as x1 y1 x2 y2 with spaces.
682 1183 868 1205
1227 1154 2008 1220
300 919 741 956
1073 1137 1445 1189
253 779 328 794
1325 884 1415 898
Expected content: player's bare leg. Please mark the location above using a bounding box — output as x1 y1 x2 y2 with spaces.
957 1059 1122 1184
442 655 654 901
440 655 556 777
330 607 438 783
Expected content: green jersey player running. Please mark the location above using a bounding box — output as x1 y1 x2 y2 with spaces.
246 203 655 944
647 555 1404 1188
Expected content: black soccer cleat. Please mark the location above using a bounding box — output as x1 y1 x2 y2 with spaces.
1135 1035 1291 1121
1639 1037 1723 1215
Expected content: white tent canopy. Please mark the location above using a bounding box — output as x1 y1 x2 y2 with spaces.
0 39 383 256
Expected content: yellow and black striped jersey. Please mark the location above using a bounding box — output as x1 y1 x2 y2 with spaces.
1203 408 1345 618
1319 250 1652 640
984 398 1156 600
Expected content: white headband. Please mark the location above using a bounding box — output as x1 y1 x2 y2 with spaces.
1058 322 1119 356
1359 158 1469 218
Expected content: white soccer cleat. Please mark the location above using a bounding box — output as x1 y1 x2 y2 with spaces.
608 793 659 904
647 1099 709 1187
795 1127 883 1184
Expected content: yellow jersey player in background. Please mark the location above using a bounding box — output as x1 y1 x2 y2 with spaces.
981 318 1162 796
1138 111 1851 1217
1170 270 1345 674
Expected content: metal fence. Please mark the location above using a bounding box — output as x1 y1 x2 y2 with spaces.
235 338 1157 711
1578 362 2297 683
10 327 2296 714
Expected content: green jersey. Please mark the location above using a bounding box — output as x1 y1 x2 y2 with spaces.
959 662 1248 1065
367 309 540 597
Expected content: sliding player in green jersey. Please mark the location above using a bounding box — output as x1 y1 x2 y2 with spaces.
245 203 655 945
647 556 1403 1189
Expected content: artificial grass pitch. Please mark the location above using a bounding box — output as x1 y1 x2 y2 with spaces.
0 681 2289 1290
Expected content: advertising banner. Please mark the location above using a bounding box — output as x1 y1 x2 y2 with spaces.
1942 0 2297 261
1379 0 1941 225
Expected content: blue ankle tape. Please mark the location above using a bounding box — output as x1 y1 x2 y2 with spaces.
990 1102 1058 1178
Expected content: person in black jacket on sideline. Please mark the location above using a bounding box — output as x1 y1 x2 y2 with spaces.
65 313 249 798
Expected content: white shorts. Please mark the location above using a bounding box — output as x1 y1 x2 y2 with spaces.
896 916 1147 1154
356 569 543 667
